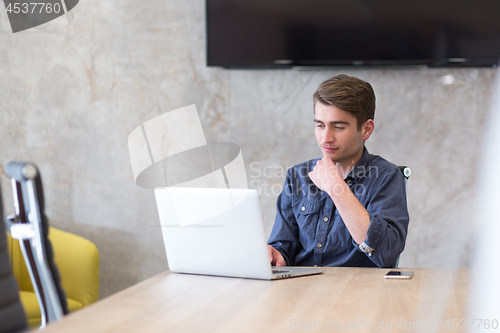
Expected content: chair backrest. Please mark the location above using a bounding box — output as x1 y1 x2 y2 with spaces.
4 162 68 329
0 187 28 333
398 165 411 192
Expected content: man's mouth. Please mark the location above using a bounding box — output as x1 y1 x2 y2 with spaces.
322 146 338 152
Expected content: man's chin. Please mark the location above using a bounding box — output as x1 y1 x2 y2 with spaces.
322 153 338 162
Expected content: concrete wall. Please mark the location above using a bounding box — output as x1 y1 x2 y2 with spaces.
0 1 495 298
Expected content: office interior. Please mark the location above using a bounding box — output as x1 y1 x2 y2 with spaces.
0 0 495 301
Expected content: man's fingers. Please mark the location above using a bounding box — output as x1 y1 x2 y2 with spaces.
268 245 285 266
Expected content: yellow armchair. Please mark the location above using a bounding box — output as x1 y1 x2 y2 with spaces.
7 227 99 328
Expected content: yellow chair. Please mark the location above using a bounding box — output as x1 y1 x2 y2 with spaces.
7 227 99 328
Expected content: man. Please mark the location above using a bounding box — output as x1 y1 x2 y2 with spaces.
268 74 409 268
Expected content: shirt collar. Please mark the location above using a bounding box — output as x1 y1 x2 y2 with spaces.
345 147 370 183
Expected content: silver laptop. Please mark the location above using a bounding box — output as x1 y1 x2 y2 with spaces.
154 187 324 280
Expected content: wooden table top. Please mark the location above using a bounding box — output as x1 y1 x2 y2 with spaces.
41 267 471 333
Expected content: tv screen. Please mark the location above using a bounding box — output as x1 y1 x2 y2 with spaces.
206 0 500 68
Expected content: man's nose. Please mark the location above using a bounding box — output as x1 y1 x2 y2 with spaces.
322 127 334 143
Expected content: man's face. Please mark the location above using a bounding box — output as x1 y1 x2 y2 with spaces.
314 102 373 171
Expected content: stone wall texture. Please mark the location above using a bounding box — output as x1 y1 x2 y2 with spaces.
0 1 496 297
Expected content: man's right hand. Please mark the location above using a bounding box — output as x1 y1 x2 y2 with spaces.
268 245 286 266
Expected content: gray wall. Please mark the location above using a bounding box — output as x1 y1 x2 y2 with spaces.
0 1 495 298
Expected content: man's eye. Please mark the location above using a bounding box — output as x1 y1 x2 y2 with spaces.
316 124 324 128
335 126 344 130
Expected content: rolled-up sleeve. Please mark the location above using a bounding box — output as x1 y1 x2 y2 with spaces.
358 166 409 268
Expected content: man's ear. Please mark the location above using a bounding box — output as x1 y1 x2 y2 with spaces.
362 119 375 140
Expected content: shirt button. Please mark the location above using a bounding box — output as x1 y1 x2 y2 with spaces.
323 217 329 222
301 206 305 211
317 243 323 248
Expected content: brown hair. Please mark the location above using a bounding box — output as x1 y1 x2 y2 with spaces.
313 74 375 130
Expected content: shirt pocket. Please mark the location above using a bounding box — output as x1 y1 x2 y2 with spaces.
292 197 321 230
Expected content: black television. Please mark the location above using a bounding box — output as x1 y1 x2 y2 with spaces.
206 0 500 68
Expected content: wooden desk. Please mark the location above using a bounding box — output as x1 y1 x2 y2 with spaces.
42 268 470 333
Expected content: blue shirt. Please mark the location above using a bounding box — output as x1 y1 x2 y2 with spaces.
268 148 409 268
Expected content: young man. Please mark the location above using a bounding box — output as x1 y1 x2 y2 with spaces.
268 74 409 268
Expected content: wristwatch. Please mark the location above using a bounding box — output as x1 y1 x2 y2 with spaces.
359 241 374 257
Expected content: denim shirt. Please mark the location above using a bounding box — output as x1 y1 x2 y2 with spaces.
268 148 409 268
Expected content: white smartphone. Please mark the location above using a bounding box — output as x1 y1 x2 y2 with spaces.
384 271 414 279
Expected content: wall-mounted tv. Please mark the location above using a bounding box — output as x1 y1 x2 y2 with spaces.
206 0 500 68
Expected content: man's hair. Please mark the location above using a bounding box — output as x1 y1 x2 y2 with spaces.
313 74 376 130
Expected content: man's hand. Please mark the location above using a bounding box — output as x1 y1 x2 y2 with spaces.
268 245 286 266
308 157 343 194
